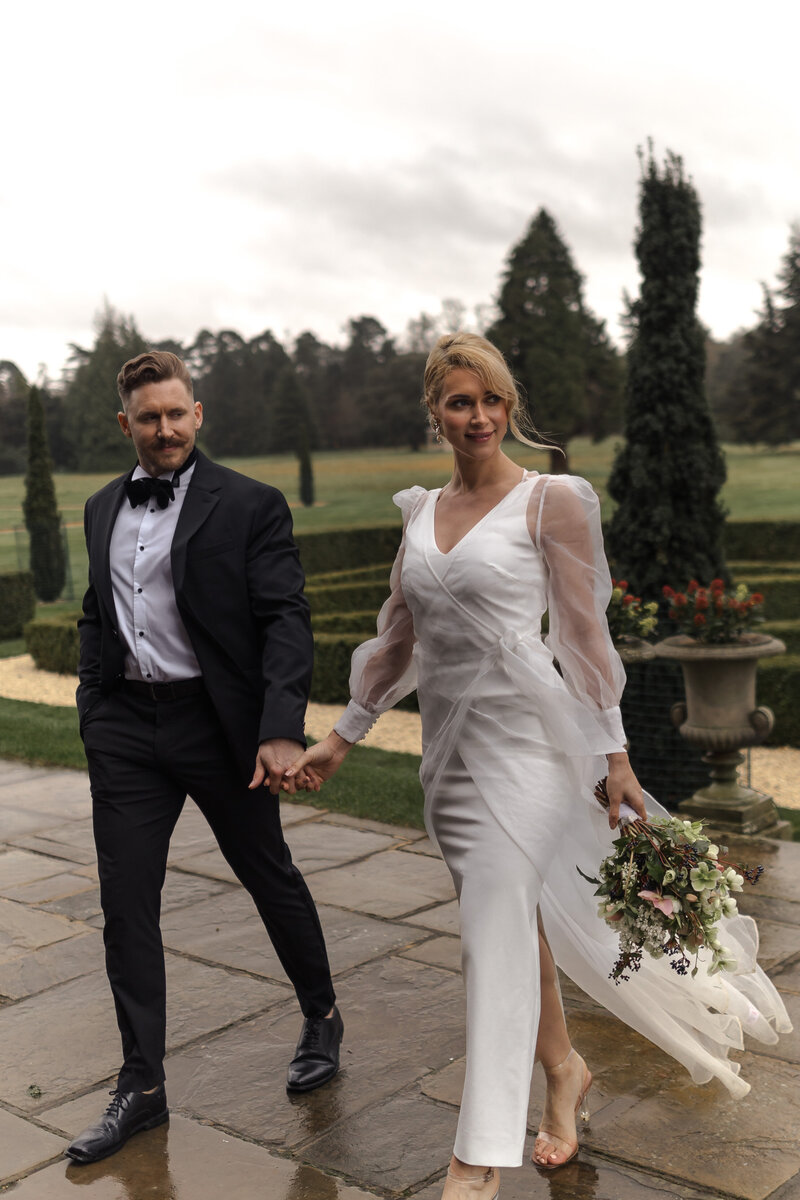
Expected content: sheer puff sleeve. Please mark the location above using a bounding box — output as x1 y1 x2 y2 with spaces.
333 487 425 745
528 474 627 748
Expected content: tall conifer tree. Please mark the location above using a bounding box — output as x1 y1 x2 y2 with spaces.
607 149 727 600
23 385 66 602
489 208 622 472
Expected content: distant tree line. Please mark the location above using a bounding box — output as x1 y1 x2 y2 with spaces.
0 215 797 477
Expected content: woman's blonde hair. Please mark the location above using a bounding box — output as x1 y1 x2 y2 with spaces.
422 332 545 449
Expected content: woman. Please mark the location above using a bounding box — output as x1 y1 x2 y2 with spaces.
285 334 790 1199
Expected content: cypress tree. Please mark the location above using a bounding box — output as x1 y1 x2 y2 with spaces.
23 385 66 602
607 149 727 600
489 208 623 473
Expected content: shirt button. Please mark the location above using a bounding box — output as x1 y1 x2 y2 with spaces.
139 545 144 551
137 587 143 593
138 631 144 638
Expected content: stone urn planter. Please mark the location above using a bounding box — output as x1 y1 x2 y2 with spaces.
615 636 657 666
654 632 789 838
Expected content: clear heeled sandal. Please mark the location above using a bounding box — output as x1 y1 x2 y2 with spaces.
443 1166 499 1199
532 1047 592 1170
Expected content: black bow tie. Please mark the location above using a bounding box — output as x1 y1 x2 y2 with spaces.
124 449 197 509
125 475 178 509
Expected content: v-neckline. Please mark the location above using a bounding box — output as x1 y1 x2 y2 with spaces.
431 471 531 557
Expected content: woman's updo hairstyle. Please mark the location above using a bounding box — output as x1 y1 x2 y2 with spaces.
422 332 544 449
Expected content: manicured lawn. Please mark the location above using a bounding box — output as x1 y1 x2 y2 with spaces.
0 695 426 827
1 440 798 578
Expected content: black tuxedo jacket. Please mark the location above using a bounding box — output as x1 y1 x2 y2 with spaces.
77 450 313 783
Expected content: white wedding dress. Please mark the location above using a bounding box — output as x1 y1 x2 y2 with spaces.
334 471 791 1165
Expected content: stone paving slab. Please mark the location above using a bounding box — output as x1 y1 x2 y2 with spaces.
0 897 84 966
39 868 235 925
8 830 98 866
0 771 91 814
302 1084 458 1195
400 934 462 973
0 928 104 1000
561 1011 800 1200
3 1115 377 1199
316 810 425 841
751 917 800 971
0 805 78 840
170 820 399 884
0 956 285 1112
405 899 460 935
2 761 799 1199
0 1106 65 1182
2 870 98 906
0 848 79 891
411 1155 724 1200
162 893 426 979
725 834 800 902
164 958 464 1152
307 849 456 918
769 954 800 994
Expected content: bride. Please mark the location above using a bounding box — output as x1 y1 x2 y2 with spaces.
284 333 790 1199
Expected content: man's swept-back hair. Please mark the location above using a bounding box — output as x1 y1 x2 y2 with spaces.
117 351 193 407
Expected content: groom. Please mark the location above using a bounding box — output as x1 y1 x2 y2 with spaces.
67 350 342 1165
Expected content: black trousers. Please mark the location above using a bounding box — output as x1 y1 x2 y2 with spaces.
82 686 335 1092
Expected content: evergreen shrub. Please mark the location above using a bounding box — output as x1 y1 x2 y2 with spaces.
24 611 80 674
311 633 418 711
306 580 391 617
758 654 800 748
312 611 380 635
725 523 800 561
296 526 401 575
0 572 36 639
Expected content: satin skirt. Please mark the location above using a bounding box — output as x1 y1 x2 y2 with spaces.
426 752 569 1166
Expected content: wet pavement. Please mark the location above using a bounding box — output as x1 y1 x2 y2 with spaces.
0 762 798 1200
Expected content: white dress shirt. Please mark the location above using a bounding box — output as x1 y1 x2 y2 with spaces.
109 462 202 682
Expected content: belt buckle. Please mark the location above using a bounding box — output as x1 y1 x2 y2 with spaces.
150 682 175 701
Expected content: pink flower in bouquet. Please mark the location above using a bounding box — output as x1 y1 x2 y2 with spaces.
638 889 675 917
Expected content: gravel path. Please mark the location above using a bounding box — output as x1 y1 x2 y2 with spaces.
1 653 797 809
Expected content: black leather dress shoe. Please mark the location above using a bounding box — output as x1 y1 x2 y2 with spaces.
286 1006 344 1093
65 1085 169 1164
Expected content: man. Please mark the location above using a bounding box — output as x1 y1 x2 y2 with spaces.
66 351 342 1165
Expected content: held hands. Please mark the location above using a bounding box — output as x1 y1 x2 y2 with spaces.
605 751 647 830
249 738 308 795
282 731 353 794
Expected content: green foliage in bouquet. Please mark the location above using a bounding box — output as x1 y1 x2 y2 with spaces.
579 780 762 983
663 579 765 643
606 578 658 643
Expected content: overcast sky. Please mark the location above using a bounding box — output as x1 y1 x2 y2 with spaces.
3 0 798 382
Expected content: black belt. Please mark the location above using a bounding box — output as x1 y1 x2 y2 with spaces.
121 678 205 701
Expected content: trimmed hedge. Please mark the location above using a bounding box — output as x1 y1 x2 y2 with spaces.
730 574 800 621
306 580 391 617
723 522 800 562
296 521 800 577
758 653 800 748
307 564 393 587
25 610 81 674
0 572 36 639
761 620 800 655
311 632 418 711
312 610 380 635
296 526 402 575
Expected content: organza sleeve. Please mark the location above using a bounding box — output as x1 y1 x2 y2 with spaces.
333 488 424 744
528 474 627 746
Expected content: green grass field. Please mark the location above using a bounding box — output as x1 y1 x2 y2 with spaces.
1 440 798 583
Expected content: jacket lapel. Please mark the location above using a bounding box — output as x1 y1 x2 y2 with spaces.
171 451 222 594
95 478 127 623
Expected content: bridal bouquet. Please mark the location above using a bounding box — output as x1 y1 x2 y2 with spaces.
579 781 763 984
